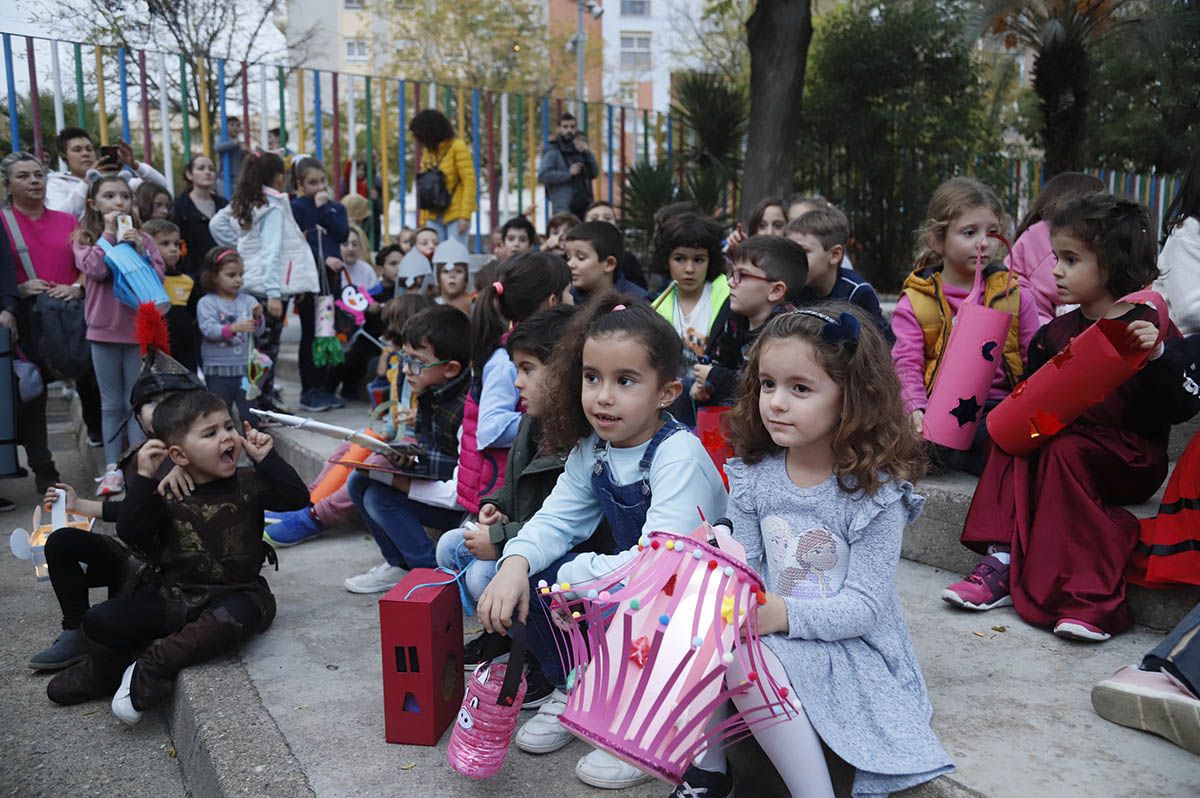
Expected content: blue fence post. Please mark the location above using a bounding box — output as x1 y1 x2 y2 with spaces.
217 59 231 197
606 104 614 202
473 88 482 253
3 35 18 150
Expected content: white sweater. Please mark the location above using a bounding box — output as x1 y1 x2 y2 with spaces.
1155 216 1200 336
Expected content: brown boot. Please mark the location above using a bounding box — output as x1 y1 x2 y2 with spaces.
129 607 244 711
46 634 132 706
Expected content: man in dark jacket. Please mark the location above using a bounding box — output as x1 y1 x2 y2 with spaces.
538 113 599 217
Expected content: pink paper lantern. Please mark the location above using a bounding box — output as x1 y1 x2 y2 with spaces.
924 237 1015 451
549 524 796 784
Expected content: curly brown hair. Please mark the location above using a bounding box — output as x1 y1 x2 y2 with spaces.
727 303 927 494
539 291 684 456
230 151 285 229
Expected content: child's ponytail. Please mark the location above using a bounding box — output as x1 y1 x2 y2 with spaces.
230 151 285 229
468 251 570 373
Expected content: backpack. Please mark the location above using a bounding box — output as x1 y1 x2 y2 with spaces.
416 167 451 213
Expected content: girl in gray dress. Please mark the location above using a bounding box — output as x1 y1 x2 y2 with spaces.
671 305 953 798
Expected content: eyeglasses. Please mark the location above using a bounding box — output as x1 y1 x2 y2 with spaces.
728 267 774 287
399 353 450 375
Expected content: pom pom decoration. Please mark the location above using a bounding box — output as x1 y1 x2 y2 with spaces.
135 302 172 356
545 524 796 784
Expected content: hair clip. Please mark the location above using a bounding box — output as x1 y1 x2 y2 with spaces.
492 281 505 295
612 304 627 312
792 309 860 348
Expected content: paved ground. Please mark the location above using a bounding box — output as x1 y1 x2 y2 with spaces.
0 393 188 798
257 392 1200 798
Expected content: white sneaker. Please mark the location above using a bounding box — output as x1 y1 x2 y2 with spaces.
95 466 124 497
343 562 407 594
111 663 143 725
575 748 654 789
515 688 573 754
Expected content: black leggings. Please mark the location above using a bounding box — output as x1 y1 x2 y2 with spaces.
83 589 262 652
44 527 127 630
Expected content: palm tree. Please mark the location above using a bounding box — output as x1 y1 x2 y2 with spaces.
981 0 1199 176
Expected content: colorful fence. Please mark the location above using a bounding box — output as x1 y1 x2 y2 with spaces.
1008 158 1181 239
1 32 681 251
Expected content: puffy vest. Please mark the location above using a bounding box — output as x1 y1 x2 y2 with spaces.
902 263 1024 392
211 188 318 297
455 349 514 514
652 275 731 349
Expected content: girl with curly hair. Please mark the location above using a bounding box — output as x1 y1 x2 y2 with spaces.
685 304 951 798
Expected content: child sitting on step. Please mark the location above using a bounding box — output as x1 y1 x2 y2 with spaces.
671 305 952 798
47 390 308 723
343 306 472 593
944 195 1200 641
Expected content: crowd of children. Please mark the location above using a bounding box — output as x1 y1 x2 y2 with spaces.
9 120 1200 795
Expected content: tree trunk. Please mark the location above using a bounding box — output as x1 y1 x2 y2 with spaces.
1034 38 1090 177
741 0 813 221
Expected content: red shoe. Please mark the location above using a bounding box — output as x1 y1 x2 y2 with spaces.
1053 618 1111 642
941 555 1012 610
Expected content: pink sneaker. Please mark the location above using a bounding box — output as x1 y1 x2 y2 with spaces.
1092 666 1200 754
941 555 1012 610
1053 618 1111 642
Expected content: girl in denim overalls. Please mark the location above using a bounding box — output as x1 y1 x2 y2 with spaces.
477 292 728 790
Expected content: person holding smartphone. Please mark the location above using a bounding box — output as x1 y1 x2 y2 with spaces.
46 128 167 220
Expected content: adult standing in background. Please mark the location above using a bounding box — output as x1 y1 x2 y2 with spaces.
172 155 228 279
539 113 599 217
411 110 476 248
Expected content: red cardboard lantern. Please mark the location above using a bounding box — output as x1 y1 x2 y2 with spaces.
696 406 732 489
379 568 465 746
987 290 1169 457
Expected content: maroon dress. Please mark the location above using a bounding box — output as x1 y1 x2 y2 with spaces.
961 306 1200 633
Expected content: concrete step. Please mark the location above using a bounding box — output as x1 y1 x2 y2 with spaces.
261 387 1198 797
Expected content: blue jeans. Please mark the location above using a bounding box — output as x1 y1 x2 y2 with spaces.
90 341 145 464
346 470 464 568
424 217 470 249
434 528 498 607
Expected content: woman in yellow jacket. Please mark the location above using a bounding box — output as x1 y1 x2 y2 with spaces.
409 109 476 248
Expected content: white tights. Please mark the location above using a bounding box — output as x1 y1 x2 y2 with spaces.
693 645 836 798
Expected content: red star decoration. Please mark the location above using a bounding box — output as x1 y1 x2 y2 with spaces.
1028 411 1065 439
1012 380 1028 398
1051 347 1074 369
629 636 651 669
663 574 677 597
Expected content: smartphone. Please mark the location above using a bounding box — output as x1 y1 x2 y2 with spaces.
100 144 120 161
116 214 133 239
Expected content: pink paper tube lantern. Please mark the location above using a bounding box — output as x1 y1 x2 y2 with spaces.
987 290 1170 457
546 524 796 784
923 300 1013 450
924 236 1015 451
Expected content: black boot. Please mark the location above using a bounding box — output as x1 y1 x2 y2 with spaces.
129 607 244 711
46 633 132 706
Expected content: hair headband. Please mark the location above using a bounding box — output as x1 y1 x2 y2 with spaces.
492 281 505 295
215 248 238 265
790 309 860 348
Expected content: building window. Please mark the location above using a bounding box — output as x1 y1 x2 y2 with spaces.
621 0 650 15
344 0 364 9
345 38 369 62
620 33 651 71
617 82 637 108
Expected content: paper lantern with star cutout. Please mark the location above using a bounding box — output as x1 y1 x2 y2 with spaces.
923 250 1015 450
987 290 1170 456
